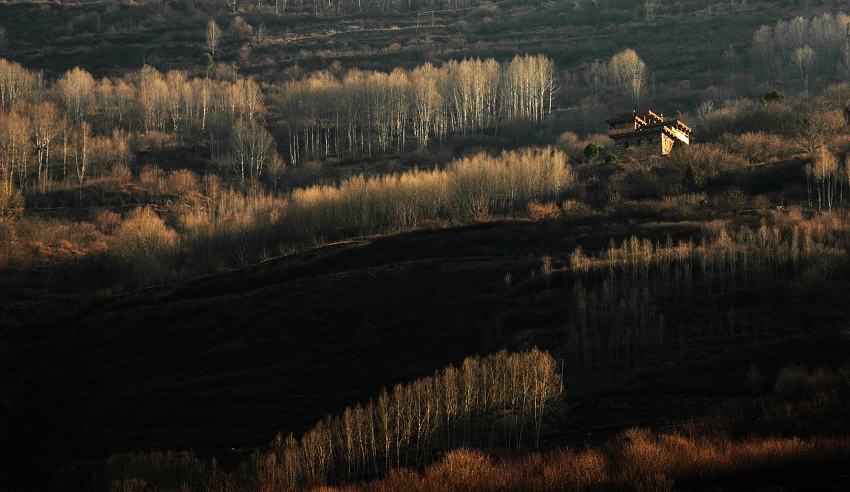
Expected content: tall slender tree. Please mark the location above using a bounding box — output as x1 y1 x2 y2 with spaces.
205 20 222 55
608 49 647 108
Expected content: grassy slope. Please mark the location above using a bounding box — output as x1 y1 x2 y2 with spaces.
3 214 849 489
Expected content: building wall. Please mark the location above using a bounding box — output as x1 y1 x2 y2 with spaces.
661 134 675 155
619 134 665 154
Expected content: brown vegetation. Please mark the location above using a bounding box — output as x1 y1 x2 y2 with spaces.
93 364 850 491
4 3 850 491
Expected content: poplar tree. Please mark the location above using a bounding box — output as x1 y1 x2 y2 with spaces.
608 49 647 108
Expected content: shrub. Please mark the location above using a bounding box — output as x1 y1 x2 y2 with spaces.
774 366 834 402
424 449 491 491
109 206 178 288
0 186 24 217
93 450 212 491
762 90 785 104
560 199 599 220
714 187 749 213
528 201 560 221
719 132 793 163
660 193 706 219
93 208 122 234
165 169 200 204
696 98 797 142
667 144 749 188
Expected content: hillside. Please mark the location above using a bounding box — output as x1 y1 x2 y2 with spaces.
2 0 850 489
4 213 850 489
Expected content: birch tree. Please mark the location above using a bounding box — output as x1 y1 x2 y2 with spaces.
751 25 775 82
230 118 276 181
138 66 168 132
56 67 96 126
24 101 63 186
409 63 441 150
165 70 187 132
205 20 222 55
0 110 31 197
811 147 840 209
608 48 647 108
0 58 41 111
793 45 815 96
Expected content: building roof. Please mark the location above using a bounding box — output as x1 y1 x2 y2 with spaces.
606 109 691 144
606 109 665 127
606 110 691 132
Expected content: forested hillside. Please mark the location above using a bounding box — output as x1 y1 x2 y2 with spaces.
2 0 850 490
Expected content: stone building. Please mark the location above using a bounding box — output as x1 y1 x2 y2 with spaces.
606 110 691 155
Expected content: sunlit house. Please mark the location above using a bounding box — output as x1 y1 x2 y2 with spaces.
606 110 691 155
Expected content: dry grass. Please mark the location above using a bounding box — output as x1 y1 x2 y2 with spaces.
0 215 105 270
328 432 850 492
527 201 560 221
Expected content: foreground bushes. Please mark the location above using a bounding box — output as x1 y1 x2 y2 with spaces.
341 434 850 492
96 365 850 491
338 365 850 492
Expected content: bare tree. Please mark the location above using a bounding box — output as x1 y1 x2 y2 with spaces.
409 63 441 150
230 118 276 181
56 67 96 126
608 48 647 108
114 79 136 131
795 105 844 153
811 147 840 209
165 70 187 132
584 59 607 95
789 16 811 48
0 59 42 111
0 110 31 199
73 121 91 194
137 66 168 132
793 45 815 96
23 101 64 186
751 25 774 82
97 77 116 129
205 20 222 55
534 54 559 121
228 77 264 122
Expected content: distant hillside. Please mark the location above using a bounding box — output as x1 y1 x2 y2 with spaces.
2 0 850 490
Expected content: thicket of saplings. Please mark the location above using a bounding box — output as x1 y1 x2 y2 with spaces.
0 50 568 292
94 360 850 491
2 50 850 293
561 209 849 375
0 52 557 182
341 364 850 492
94 349 563 490
2 8 849 291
